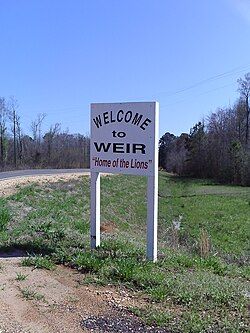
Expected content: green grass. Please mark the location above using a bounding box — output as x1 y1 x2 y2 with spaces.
21 255 55 270
0 173 249 332
158 174 250 256
0 198 10 232
19 287 45 301
15 272 28 281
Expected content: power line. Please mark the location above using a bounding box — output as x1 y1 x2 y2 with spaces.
160 83 236 109
17 64 250 118
154 64 250 97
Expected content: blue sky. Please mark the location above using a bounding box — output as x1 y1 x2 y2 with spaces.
0 0 250 137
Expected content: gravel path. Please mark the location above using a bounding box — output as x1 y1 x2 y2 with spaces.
0 173 89 197
0 258 169 333
0 169 89 181
81 315 170 332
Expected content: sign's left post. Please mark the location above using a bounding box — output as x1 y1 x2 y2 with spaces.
90 171 100 248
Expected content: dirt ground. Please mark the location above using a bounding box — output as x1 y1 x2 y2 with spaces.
0 174 88 198
0 174 158 333
0 256 142 333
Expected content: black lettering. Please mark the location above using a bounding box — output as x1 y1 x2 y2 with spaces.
140 118 152 130
133 144 146 154
124 111 132 122
103 112 109 125
132 113 143 126
117 110 124 122
113 143 125 153
117 131 126 138
110 111 116 123
94 142 111 152
93 115 102 128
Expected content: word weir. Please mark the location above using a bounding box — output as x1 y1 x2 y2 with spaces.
90 102 159 261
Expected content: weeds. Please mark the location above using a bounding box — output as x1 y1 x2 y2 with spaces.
15 272 28 281
19 287 45 301
0 200 10 232
129 307 173 327
21 255 55 270
1 173 249 332
170 215 183 248
199 228 210 258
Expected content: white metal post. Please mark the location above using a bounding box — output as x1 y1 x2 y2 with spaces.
90 172 100 248
147 173 158 262
146 101 159 262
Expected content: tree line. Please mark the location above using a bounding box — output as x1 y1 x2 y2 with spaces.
0 98 90 171
1 73 250 185
159 73 250 186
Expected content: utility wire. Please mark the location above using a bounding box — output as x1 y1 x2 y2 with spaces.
154 64 250 97
19 63 250 117
160 83 235 109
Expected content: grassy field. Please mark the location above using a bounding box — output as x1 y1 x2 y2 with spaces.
0 172 249 332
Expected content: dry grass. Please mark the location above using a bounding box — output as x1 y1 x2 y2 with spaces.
199 228 210 258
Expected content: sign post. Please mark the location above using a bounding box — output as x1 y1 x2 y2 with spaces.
90 171 100 248
90 102 159 261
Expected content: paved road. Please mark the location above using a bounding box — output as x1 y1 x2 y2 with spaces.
0 169 90 181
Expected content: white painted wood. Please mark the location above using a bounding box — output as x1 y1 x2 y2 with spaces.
146 102 159 261
90 171 100 248
90 102 159 261
147 174 158 261
90 102 157 176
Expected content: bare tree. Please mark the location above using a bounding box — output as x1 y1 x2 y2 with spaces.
237 73 250 149
234 99 246 144
31 113 46 165
43 123 61 166
31 113 46 143
0 98 8 168
8 96 19 167
16 113 23 165
0 96 92 171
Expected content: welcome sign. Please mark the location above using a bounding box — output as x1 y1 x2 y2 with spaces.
90 102 158 176
90 102 159 261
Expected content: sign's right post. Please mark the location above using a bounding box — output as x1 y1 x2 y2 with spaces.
146 102 159 262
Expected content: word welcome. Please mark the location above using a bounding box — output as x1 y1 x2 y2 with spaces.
93 110 152 131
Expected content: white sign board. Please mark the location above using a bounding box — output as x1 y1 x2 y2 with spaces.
90 102 158 176
90 102 159 261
